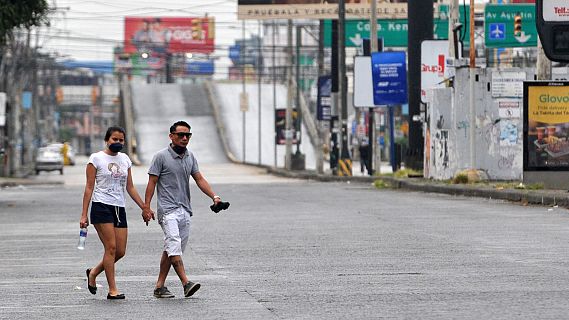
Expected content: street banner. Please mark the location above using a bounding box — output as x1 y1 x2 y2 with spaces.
485 4 537 48
124 17 215 54
275 108 300 145
421 40 454 103
22 92 32 110
371 51 407 106
237 0 408 20
524 81 569 170
317 75 332 121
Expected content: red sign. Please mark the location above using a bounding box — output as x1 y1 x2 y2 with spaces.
124 17 215 54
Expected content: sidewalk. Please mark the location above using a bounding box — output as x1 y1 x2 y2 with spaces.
4 158 568 209
267 164 569 209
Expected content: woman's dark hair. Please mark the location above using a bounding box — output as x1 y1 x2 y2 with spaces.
170 121 191 133
104 126 126 141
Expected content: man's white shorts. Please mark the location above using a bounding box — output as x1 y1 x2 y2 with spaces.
160 207 191 257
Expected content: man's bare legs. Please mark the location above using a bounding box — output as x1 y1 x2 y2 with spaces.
155 251 189 288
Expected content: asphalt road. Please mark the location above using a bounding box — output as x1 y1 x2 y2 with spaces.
2 162 569 319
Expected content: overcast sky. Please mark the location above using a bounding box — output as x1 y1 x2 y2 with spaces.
40 0 491 63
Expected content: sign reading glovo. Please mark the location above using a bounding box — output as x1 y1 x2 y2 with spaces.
524 81 569 170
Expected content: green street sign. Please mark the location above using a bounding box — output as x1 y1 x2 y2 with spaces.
322 5 470 48
485 4 536 48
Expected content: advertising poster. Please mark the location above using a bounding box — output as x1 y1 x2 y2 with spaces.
421 40 452 103
124 17 215 54
524 81 569 170
317 75 332 121
275 108 300 145
371 51 407 106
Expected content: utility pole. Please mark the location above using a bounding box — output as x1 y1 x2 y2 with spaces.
407 0 433 170
369 0 378 175
317 20 325 174
242 20 247 163
468 0 476 170
273 21 277 168
295 25 302 155
449 0 460 59
285 20 293 170
338 0 352 176
258 21 262 165
536 35 552 80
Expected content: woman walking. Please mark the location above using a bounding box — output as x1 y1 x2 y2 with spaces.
79 126 150 299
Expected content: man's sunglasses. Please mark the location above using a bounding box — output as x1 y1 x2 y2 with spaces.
173 132 192 138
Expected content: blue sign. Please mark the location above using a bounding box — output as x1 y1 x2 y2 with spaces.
187 60 214 75
22 91 32 110
488 23 506 40
371 51 407 105
229 45 240 62
317 75 332 121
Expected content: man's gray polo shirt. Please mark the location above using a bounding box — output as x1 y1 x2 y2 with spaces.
148 145 199 221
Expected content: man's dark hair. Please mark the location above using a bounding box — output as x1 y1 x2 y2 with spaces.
170 121 191 133
104 126 126 141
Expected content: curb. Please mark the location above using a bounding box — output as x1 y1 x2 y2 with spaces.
0 179 64 188
266 167 569 208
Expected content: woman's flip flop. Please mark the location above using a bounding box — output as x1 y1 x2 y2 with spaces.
86 268 97 295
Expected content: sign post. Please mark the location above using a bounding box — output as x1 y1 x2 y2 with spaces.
370 51 408 172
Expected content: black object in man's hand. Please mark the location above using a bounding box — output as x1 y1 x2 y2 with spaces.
210 201 230 213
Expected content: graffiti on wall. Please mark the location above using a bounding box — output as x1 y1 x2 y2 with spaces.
433 129 450 169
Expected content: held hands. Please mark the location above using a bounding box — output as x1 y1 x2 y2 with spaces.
141 207 155 226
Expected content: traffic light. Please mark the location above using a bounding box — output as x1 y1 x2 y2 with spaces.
514 13 522 36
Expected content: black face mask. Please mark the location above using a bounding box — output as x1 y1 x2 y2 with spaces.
172 144 186 155
108 143 123 153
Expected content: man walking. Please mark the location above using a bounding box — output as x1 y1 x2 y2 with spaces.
143 120 223 298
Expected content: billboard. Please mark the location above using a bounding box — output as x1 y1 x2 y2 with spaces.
371 51 407 105
124 17 215 54
524 81 569 170
237 0 408 20
421 40 455 103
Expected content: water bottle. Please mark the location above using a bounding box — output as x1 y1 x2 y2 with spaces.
77 228 87 250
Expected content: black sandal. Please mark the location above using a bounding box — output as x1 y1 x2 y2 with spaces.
107 293 125 300
86 268 97 295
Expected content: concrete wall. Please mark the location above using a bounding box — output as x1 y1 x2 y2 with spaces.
425 67 534 180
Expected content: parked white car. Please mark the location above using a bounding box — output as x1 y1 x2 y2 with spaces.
35 146 64 175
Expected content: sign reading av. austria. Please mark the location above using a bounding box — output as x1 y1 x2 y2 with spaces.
542 0 569 21
124 17 215 54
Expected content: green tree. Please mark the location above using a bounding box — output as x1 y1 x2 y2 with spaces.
0 0 50 43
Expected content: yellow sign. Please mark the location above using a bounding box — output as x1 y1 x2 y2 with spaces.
528 85 569 124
